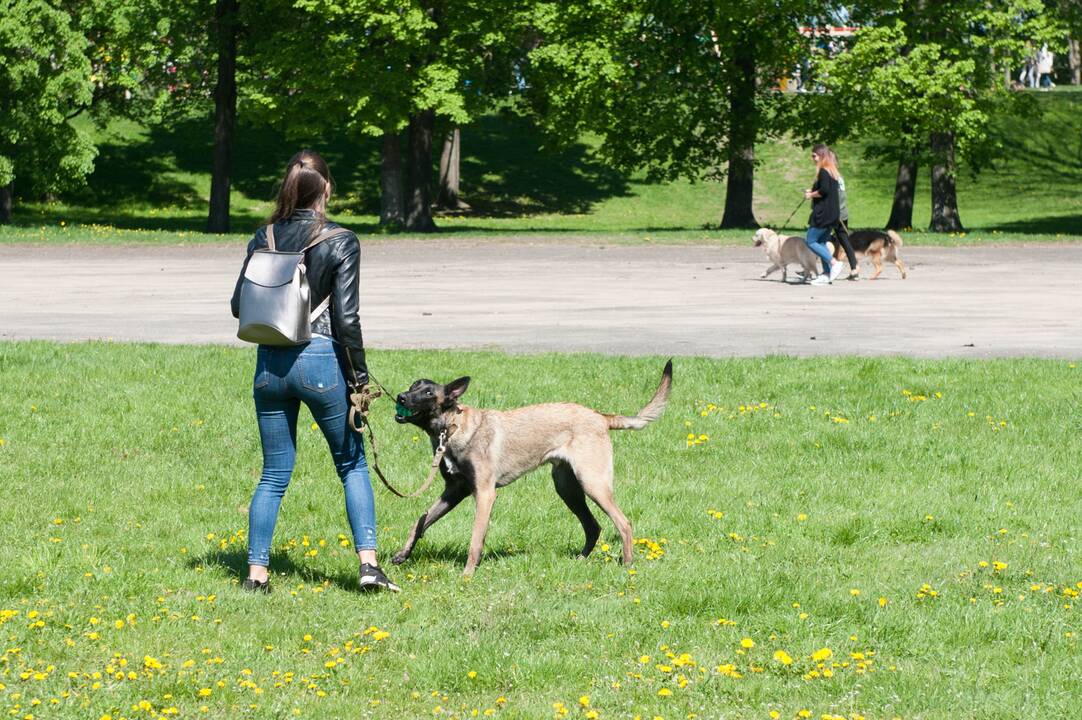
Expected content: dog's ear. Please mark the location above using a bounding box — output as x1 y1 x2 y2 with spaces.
444 376 471 404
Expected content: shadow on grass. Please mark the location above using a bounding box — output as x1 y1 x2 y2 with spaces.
979 214 1082 236
19 111 633 233
188 543 523 591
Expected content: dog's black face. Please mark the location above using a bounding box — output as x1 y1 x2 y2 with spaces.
395 377 470 426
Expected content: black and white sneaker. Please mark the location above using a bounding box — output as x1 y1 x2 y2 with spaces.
242 578 271 594
359 563 401 593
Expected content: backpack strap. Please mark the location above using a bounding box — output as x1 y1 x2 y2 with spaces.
265 223 276 250
302 225 346 252
309 294 331 322
304 225 348 322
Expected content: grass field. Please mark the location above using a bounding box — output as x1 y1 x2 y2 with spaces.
1 90 1079 246
1 341 1079 719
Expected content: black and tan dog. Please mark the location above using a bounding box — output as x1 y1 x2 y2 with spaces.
834 228 908 280
391 361 673 575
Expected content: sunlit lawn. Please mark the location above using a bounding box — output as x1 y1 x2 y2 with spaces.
1 342 1079 719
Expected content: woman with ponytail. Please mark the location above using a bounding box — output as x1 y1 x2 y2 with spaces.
804 144 846 286
230 150 400 593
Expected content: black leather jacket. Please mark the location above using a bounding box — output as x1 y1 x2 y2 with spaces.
230 209 368 386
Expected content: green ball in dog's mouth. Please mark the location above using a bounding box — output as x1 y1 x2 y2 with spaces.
394 402 416 419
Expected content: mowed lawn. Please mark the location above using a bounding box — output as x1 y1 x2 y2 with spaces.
1 342 1080 719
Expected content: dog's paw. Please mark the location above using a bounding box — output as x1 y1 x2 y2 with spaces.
390 552 409 565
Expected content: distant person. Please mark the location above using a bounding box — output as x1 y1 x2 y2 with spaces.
230 150 400 594
1037 44 1055 89
1021 44 1038 88
827 149 859 280
804 144 846 286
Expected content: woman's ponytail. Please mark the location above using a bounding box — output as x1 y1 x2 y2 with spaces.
270 150 333 224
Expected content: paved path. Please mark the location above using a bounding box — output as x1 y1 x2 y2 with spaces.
2 241 1080 358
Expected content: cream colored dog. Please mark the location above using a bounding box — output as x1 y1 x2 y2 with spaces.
753 227 834 283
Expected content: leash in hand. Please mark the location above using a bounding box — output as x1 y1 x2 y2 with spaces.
346 370 448 500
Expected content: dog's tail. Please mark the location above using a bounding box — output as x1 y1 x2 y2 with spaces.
886 229 903 246
605 360 673 431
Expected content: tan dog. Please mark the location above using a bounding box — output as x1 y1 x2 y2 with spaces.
391 361 673 575
753 227 834 282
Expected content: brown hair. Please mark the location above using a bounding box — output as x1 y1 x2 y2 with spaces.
811 143 840 180
270 150 333 224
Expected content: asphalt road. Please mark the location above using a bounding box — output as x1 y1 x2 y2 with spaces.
3 241 1080 359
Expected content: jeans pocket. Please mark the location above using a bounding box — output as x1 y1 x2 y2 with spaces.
300 356 340 394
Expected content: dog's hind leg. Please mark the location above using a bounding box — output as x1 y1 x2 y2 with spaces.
887 248 908 279
392 481 470 565
574 454 634 565
552 462 601 558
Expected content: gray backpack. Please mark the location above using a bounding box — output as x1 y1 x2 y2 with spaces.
236 223 342 345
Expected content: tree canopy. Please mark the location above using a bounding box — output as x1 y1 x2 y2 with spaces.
0 0 96 222
0 0 1077 230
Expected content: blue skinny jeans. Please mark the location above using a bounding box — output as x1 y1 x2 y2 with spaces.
247 336 377 566
804 226 834 275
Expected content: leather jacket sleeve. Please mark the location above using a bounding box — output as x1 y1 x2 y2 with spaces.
230 231 264 319
331 235 368 387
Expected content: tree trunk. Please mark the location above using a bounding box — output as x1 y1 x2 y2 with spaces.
720 45 758 228
405 109 437 232
436 127 467 210
886 156 918 230
929 132 963 233
1070 38 1080 85
379 131 405 227
722 145 756 228
0 182 12 224
207 0 238 234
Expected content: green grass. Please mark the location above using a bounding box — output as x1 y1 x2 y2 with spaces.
1 341 1080 719
1 90 1080 246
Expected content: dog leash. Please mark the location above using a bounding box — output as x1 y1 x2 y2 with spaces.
782 197 806 228
361 410 460 499
346 366 459 499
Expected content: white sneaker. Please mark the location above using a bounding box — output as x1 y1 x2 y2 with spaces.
829 261 845 282
810 274 831 286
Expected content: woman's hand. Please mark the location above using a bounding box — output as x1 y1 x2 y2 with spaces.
804 189 815 199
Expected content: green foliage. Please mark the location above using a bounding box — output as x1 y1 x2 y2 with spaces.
815 0 1053 171
0 0 96 193
244 0 526 139
525 1 824 182
70 0 180 121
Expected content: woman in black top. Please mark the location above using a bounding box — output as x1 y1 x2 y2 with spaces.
230 150 399 593
803 144 845 286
